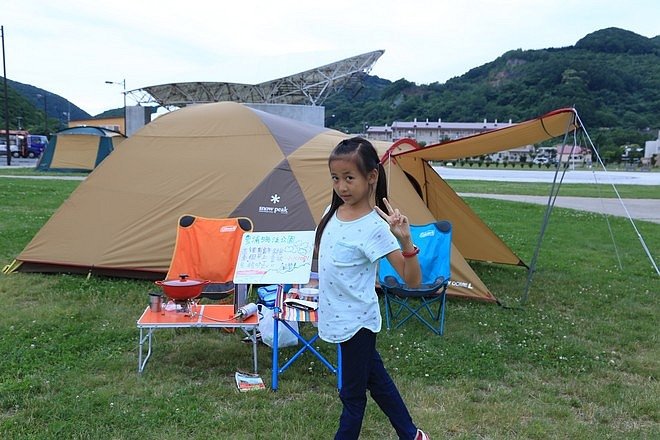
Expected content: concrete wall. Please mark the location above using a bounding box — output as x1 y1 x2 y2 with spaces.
70 116 122 134
644 131 659 159
69 106 148 137
127 106 154 137
244 103 325 127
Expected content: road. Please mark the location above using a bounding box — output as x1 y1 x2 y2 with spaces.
4 161 658 185
0 157 39 168
433 166 660 186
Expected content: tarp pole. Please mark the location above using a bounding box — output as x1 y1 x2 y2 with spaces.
521 110 578 305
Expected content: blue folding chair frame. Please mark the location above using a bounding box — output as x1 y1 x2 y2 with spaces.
379 221 452 335
271 285 342 391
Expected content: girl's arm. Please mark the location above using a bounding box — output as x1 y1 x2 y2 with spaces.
385 240 421 287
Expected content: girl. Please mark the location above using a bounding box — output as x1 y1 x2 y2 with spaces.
315 137 430 440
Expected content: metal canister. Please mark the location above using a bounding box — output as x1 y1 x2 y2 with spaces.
148 292 162 312
235 302 258 320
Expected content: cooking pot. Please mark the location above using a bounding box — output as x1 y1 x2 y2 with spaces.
155 274 210 301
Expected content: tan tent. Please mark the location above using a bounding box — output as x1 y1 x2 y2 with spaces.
8 103 577 302
36 126 125 172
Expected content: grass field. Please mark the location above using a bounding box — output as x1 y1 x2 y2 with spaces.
0 177 658 439
2 166 659 198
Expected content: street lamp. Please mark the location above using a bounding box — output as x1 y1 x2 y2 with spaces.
36 93 47 133
105 79 126 134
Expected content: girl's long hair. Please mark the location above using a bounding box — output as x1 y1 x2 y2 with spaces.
314 137 388 251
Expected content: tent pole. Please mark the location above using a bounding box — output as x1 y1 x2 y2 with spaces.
521 111 578 305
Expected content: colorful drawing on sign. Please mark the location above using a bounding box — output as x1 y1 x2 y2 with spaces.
233 231 315 285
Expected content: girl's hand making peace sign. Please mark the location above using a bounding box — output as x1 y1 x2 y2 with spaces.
374 197 412 245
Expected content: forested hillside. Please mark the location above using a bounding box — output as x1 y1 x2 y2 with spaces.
0 79 90 134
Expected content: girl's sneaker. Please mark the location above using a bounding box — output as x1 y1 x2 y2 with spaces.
415 429 430 440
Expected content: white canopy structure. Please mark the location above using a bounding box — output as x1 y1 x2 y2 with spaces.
127 50 384 109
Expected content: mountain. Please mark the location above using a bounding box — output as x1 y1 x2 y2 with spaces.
0 79 91 134
324 28 660 137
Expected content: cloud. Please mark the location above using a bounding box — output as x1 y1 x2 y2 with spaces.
3 0 657 115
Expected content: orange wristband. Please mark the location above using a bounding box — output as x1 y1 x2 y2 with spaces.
402 245 419 258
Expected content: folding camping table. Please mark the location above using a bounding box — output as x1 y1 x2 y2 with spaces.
137 304 259 374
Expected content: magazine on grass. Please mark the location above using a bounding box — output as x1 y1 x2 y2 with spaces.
235 371 265 392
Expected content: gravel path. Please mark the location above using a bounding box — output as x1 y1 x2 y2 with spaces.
459 193 660 224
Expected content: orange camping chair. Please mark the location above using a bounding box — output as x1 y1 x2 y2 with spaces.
165 215 253 301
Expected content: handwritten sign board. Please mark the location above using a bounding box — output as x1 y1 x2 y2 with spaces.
233 230 315 285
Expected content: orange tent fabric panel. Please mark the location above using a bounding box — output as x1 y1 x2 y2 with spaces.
165 216 253 282
423 163 523 266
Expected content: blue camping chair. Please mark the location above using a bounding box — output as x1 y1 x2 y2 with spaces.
378 221 452 335
271 284 342 391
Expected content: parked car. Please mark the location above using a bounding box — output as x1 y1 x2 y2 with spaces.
0 130 29 157
27 135 48 157
0 141 21 157
532 156 550 165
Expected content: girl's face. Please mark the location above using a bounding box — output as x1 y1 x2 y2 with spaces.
329 157 377 209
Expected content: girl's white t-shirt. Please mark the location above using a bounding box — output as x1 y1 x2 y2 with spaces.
317 209 399 343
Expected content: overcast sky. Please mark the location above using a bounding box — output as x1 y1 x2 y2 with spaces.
3 0 658 116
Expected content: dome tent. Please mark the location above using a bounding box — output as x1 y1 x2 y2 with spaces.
9 102 577 302
36 126 126 172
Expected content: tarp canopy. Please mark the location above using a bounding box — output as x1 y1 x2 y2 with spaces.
395 108 578 162
9 103 578 303
390 108 578 263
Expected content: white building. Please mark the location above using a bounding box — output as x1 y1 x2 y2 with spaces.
556 145 592 165
366 118 514 145
487 144 535 163
644 130 660 163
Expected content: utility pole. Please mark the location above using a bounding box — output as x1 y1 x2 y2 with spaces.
2 25 10 165
43 93 47 133
105 79 126 135
37 93 48 133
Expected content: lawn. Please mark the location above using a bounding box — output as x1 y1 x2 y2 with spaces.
0 177 658 439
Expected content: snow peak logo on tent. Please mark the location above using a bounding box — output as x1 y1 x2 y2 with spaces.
450 280 473 289
258 194 289 215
